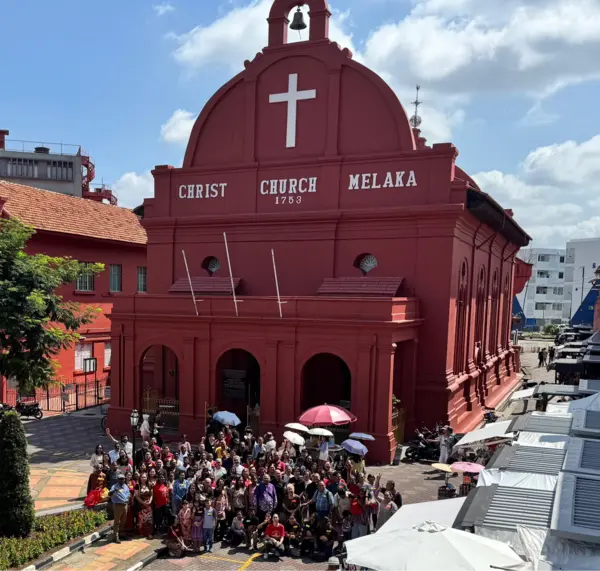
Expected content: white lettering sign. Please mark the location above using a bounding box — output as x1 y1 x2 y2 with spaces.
269 73 317 149
260 176 317 204
178 183 227 199
348 171 418 190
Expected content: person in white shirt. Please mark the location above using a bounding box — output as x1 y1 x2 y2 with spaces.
231 456 244 477
106 429 133 459
212 458 227 481
253 437 266 460
265 433 277 453
108 442 122 464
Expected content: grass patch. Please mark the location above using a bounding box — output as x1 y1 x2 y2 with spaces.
0 510 107 570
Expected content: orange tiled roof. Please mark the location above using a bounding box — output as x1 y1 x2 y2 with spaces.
0 181 146 245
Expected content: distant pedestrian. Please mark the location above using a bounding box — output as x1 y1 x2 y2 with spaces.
549 346 556 363
538 350 545 367
542 347 548 366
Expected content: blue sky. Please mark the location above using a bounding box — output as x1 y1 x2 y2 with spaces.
2 0 600 247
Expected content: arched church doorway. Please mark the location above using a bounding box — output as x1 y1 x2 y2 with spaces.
140 344 180 432
301 353 351 411
216 349 261 433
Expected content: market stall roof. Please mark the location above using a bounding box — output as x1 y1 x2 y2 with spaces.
453 484 554 532
487 445 566 476
509 412 573 435
579 379 600 393
510 387 535 401
517 431 570 449
476 468 558 491
453 420 513 448
380 497 466 534
552 471 600 544
587 330 600 346
563 437 600 477
533 384 587 398
557 347 585 356
583 353 600 363
553 358 584 372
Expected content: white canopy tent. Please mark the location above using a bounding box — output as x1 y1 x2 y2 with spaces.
516 432 569 449
379 497 466 533
477 468 558 491
345 521 530 571
454 420 513 448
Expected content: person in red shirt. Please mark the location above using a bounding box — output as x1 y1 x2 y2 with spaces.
263 513 286 559
153 474 170 534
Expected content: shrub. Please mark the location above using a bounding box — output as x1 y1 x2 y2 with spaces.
0 510 106 570
544 324 560 336
0 411 35 537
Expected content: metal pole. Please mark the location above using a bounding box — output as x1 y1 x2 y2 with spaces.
581 266 585 307
132 424 136 466
182 250 200 316
223 232 241 316
271 249 287 318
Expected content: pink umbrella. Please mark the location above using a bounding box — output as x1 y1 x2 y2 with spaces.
451 461 485 473
298 404 357 427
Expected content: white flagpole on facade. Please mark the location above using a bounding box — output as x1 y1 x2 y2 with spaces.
181 250 199 316
223 232 241 316
271 249 287 318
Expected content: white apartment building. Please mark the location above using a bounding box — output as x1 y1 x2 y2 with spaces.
565 237 600 313
516 247 571 328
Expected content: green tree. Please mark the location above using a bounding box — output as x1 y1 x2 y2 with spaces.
0 411 35 536
0 218 103 394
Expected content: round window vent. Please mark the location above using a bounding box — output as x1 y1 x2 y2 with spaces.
359 254 378 274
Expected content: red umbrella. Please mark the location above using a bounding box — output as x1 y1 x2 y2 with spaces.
298 404 357 426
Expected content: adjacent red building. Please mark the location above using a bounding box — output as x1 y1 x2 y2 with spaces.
107 0 530 462
0 181 146 402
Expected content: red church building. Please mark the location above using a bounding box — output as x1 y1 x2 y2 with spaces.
107 0 530 462
0 181 146 404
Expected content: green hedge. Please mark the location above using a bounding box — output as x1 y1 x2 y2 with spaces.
0 510 107 570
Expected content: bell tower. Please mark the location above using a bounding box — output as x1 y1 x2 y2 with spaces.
267 0 331 47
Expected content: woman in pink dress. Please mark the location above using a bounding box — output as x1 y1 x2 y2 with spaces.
178 500 193 543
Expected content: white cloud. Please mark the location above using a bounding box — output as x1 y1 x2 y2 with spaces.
114 171 154 208
473 134 600 247
160 109 196 144
518 102 559 127
154 3 175 17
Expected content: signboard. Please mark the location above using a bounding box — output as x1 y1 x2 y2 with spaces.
83 358 97 374
104 386 112 399
222 369 246 400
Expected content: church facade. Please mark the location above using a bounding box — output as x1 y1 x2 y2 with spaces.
107 0 530 462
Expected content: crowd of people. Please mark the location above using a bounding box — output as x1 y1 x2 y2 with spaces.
87 415 401 561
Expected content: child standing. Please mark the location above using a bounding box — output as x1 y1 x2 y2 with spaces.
191 501 204 553
202 499 216 553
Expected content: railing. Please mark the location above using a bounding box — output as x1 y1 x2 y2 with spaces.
2 139 81 156
6 375 109 413
142 389 180 431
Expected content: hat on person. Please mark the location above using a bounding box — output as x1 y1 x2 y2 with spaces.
117 472 126 479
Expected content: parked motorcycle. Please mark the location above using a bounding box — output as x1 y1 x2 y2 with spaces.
483 407 497 424
405 429 441 461
15 399 43 419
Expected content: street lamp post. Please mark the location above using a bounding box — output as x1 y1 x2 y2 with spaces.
130 409 139 465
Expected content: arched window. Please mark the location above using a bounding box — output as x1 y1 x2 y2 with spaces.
201 256 220 276
453 261 468 375
474 267 486 363
354 253 378 276
488 270 499 353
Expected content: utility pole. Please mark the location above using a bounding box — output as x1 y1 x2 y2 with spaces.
581 266 586 307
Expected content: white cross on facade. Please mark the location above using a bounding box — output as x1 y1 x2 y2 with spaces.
269 73 317 149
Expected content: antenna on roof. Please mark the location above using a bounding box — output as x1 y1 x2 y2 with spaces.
410 85 422 129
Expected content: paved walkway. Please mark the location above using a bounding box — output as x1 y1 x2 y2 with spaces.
27 407 107 513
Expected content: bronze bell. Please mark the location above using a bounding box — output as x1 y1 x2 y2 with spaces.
290 7 307 31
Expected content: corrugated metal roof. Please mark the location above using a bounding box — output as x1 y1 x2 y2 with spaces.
509 414 573 435
552 472 600 543
453 485 554 531
564 438 600 476
317 277 403 297
534 385 585 397
482 486 554 530
572 410 600 438
487 445 565 475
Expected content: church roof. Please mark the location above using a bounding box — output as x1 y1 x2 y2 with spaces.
0 181 147 245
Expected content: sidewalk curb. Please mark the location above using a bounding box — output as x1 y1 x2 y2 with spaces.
22 524 112 571
124 547 167 571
